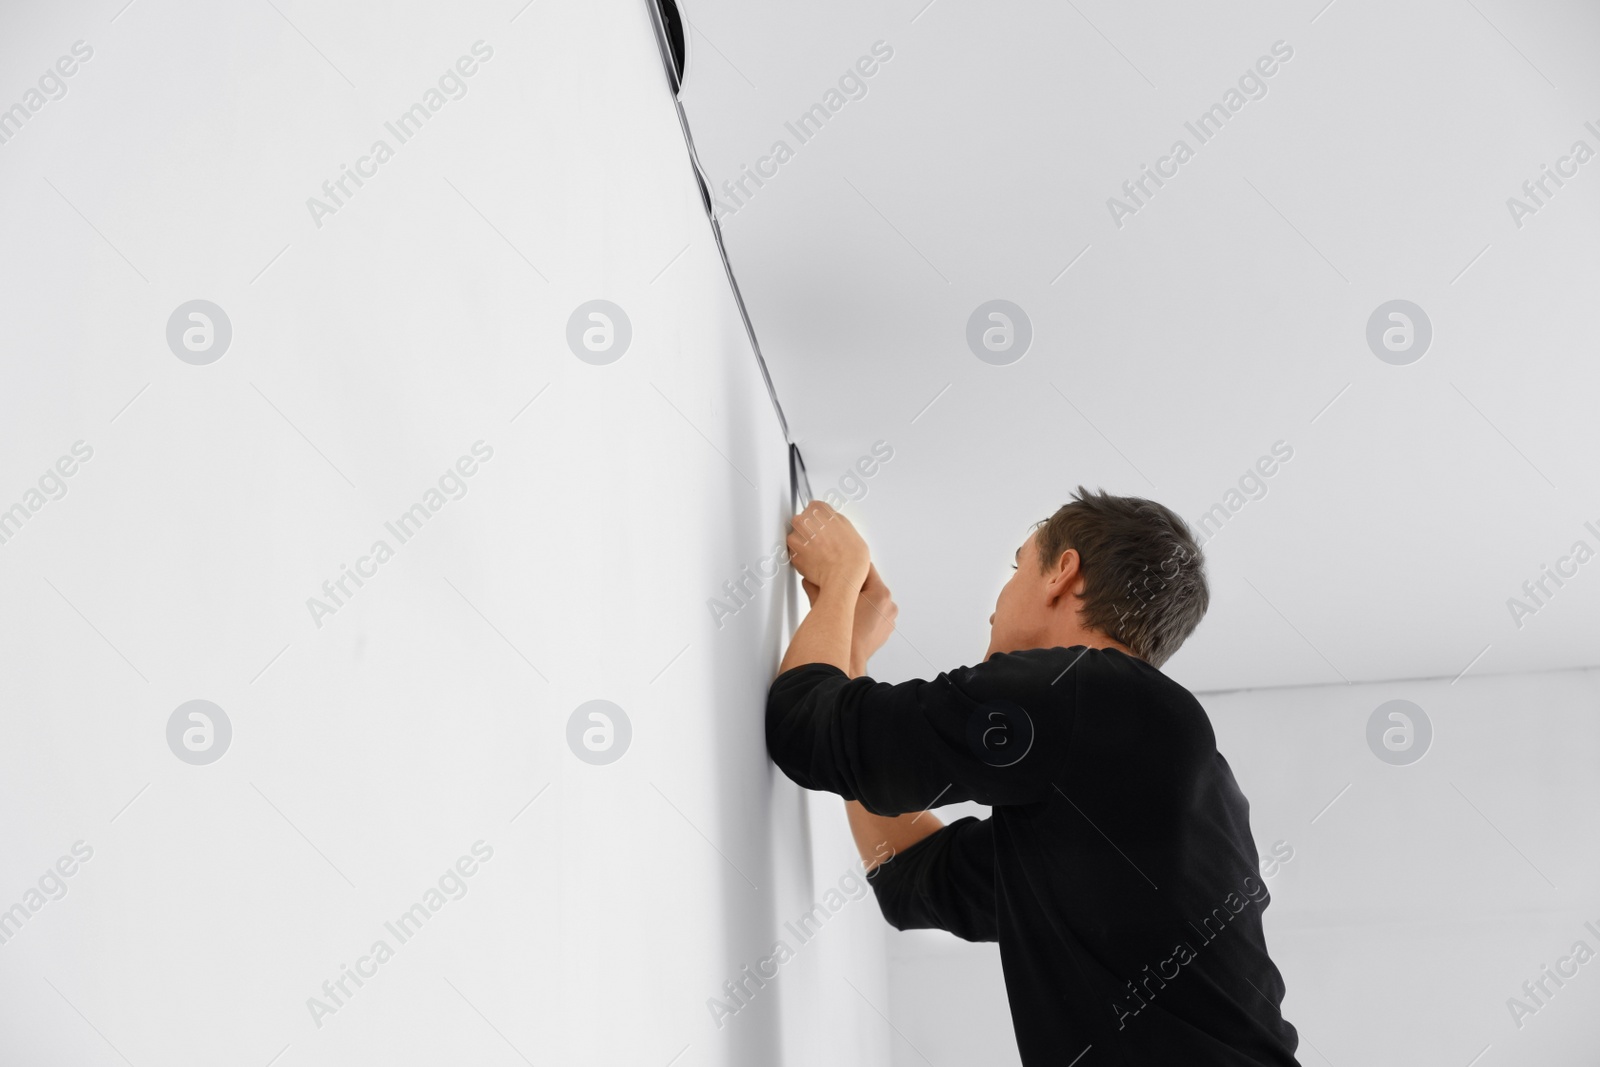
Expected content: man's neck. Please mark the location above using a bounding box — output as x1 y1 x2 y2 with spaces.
990 630 1137 661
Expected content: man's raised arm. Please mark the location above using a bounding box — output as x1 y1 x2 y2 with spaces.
776 502 943 869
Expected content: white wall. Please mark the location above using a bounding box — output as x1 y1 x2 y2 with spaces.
885 667 1600 1067
0 2 888 1064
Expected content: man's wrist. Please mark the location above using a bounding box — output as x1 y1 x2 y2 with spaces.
814 579 861 609
818 563 870 595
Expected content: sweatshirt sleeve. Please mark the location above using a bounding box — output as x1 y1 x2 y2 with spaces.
764 652 1072 815
866 814 998 943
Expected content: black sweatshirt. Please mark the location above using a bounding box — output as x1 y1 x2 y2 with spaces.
766 646 1301 1067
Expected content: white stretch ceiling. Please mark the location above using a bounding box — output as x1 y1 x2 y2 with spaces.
677 0 1600 693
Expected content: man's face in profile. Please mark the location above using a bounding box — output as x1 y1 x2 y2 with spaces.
987 531 1043 661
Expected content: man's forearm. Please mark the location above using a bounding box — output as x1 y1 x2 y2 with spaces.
847 798 942 871
778 580 858 676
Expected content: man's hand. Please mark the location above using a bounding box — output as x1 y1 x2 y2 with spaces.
787 500 870 594
806 564 898 675
776 502 870 677
850 564 898 670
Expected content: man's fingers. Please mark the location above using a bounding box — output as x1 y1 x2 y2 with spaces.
791 500 835 536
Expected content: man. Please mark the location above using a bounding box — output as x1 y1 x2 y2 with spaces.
766 487 1300 1066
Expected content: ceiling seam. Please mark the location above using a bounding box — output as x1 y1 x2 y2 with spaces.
643 0 814 509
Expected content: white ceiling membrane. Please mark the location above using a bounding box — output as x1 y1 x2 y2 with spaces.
675 0 1600 693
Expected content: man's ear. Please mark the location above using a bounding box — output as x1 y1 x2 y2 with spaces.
1043 548 1082 606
